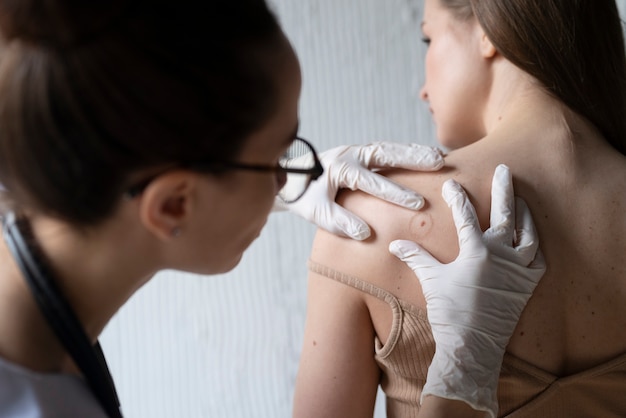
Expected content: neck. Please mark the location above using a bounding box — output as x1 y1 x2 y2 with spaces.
452 71 613 190
482 58 554 134
0 210 159 373
31 214 159 340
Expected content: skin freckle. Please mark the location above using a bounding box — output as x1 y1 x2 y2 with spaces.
408 212 433 241
313 340 317 346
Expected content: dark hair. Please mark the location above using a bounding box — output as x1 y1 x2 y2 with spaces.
0 0 283 225
442 0 626 156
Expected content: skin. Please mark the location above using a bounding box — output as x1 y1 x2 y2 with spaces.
419 6 491 149
293 0 626 417
0 21 480 417
0 32 302 375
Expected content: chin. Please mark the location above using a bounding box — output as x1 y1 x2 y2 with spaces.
193 253 244 276
436 135 472 151
198 227 264 275
216 253 244 274
436 132 459 150
437 126 485 150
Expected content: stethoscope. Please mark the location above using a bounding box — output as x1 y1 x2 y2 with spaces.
2 212 123 418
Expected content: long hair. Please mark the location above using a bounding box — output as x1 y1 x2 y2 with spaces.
442 0 626 155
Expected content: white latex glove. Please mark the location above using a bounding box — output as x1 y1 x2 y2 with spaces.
274 142 444 240
388 164 546 418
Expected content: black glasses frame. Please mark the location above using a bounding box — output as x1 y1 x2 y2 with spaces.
125 137 324 201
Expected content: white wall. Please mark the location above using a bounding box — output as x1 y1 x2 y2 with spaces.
100 1 626 417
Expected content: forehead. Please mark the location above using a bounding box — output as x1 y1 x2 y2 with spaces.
422 0 476 35
422 0 450 28
423 0 474 20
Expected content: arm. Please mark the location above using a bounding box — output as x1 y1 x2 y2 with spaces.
390 165 546 418
275 142 444 240
293 266 380 418
295 280 486 418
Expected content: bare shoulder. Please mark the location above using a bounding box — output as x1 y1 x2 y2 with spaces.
310 167 461 298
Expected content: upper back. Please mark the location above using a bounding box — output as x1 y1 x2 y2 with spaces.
313 125 626 377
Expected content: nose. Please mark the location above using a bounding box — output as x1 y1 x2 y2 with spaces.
419 85 428 101
275 170 288 194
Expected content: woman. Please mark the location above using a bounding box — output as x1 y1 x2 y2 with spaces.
0 0 541 416
294 0 626 417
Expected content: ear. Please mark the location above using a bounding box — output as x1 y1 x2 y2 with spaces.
480 31 497 59
137 171 198 242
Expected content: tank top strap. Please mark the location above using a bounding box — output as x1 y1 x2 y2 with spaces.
308 259 400 305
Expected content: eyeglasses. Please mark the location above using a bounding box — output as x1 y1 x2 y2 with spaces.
126 137 324 203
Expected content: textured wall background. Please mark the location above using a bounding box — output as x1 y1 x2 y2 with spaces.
100 1 626 417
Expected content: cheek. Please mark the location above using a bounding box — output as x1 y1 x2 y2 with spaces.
239 175 278 225
192 175 279 273
214 175 277 233
423 44 458 112
425 47 488 147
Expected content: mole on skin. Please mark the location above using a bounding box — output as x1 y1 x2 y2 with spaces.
408 212 433 242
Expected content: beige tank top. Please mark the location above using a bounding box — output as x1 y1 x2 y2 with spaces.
308 260 626 418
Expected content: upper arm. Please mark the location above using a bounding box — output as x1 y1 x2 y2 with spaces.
293 233 380 418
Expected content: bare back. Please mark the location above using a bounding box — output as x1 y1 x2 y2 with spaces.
309 113 626 378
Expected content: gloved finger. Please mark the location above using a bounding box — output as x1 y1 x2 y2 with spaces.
506 248 546 297
337 164 425 210
442 179 483 255
316 203 372 241
487 164 515 246
513 197 541 265
389 239 441 283
527 249 547 282
486 196 541 265
360 142 445 171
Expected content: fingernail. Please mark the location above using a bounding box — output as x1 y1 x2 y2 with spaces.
389 240 418 257
389 241 403 256
403 195 425 210
349 224 371 241
494 164 511 183
432 149 446 168
418 147 445 170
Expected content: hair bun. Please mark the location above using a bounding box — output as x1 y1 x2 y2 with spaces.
0 0 130 47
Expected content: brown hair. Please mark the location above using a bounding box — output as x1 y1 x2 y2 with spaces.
442 0 626 155
0 0 283 225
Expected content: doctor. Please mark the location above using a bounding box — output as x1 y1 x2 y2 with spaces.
0 0 543 417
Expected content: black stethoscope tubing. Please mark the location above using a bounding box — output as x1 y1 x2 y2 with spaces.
2 212 122 418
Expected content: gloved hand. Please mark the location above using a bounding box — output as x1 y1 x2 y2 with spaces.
388 164 546 418
274 142 444 240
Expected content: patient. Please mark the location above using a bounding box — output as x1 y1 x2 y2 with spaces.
293 0 626 417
